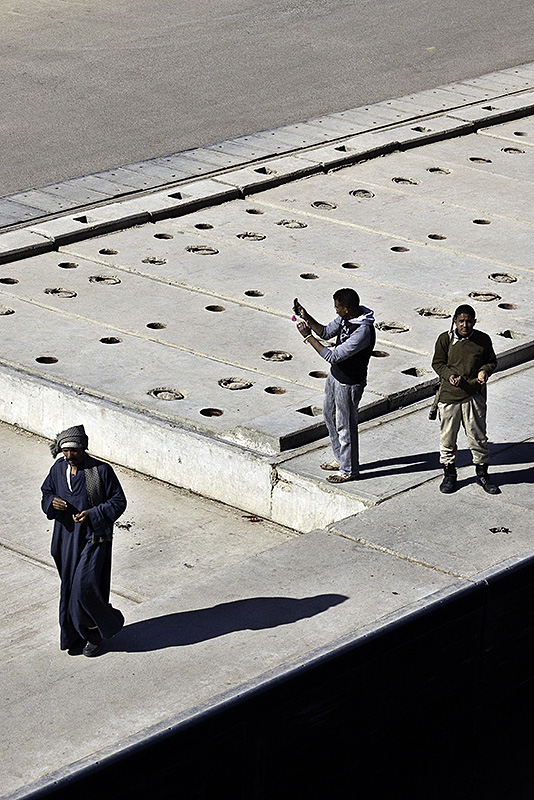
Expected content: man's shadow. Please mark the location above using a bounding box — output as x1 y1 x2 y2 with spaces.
108 594 348 653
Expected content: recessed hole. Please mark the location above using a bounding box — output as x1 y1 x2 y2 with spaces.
401 367 430 377
341 262 360 269
390 246 410 252
502 147 525 154
218 377 253 390
371 350 390 358
146 322 167 329
236 232 266 241
153 233 173 239
89 275 121 284
73 215 92 224
489 273 517 283
472 219 491 225
100 337 122 344
0 306 15 315
194 223 214 230
99 248 118 255
264 386 287 394
498 303 517 310
262 350 292 362
427 167 451 174
244 290 264 297
309 370 328 378
148 387 184 401
254 166 276 175
412 126 431 132
392 177 419 185
296 405 322 417
498 330 524 339
205 305 225 312
416 307 450 319
349 189 375 198
35 356 58 364
200 407 223 417
469 157 492 164
482 105 497 111
513 131 528 136
311 201 337 210
376 321 410 333
334 145 350 152
245 208 264 214
142 256 167 265
44 288 77 298
276 219 307 228
186 245 219 255
58 262 78 269
168 192 183 200
468 291 501 302
300 273 319 280
0 277 19 284
428 233 447 240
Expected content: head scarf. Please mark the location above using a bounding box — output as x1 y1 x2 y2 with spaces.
50 424 89 458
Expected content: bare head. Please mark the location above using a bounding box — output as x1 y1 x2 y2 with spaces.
333 288 360 319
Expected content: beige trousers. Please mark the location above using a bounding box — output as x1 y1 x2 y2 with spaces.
438 394 489 466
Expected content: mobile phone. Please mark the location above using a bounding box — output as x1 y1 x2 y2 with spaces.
293 297 301 316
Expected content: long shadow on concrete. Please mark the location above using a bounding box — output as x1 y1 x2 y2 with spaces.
108 595 347 652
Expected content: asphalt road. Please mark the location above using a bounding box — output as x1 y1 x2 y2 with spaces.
2 0 534 194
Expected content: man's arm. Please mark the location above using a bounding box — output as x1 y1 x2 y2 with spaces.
85 464 127 532
432 333 456 382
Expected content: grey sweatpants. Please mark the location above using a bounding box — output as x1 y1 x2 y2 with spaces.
323 373 365 476
438 394 489 466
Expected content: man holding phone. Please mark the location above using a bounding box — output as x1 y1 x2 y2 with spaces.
294 289 375 482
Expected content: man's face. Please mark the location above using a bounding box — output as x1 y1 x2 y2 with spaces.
62 448 85 467
455 313 475 338
334 300 351 319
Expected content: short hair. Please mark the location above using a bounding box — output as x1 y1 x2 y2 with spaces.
453 304 476 320
333 288 360 310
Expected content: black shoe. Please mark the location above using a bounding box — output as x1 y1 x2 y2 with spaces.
475 466 500 495
439 465 457 494
83 640 102 657
67 640 85 656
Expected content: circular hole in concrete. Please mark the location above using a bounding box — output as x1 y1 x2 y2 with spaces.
264 386 287 394
153 233 173 239
218 377 253 390
427 167 451 174
482 105 497 111
194 223 213 230
58 262 78 269
311 201 337 210
498 330 524 339
341 262 360 269
0 306 15 315
142 256 167 265
276 219 307 228
186 245 219 255
44 288 77 298
472 219 491 225
375 321 410 333
35 356 58 364
412 126 431 132
245 208 264 214
200 408 223 417
100 337 122 344
401 367 430 377
146 322 167 329
99 248 118 255
349 189 375 198
236 232 266 241
392 177 419 185
254 167 276 174
468 291 501 302
300 273 319 279
309 370 328 378
428 233 447 240
416 307 451 318
0 277 19 284
263 350 292 362
371 350 390 357
390 246 410 252
469 157 492 164
148 387 184 401
498 303 518 310
89 275 121 285
513 131 528 136
244 290 264 297
205 305 225 312
489 273 517 283
502 147 525 154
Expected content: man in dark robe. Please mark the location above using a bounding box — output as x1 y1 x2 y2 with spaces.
41 424 127 656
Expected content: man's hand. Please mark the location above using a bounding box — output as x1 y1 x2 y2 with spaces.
73 509 90 524
297 321 311 338
449 374 461 386
52 497 68 511
477 370 488 384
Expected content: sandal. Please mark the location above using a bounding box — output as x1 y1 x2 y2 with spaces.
320 460 340 471
327 473 359 483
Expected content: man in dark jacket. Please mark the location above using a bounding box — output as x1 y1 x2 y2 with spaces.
41 424 127 656
432 304 499 495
